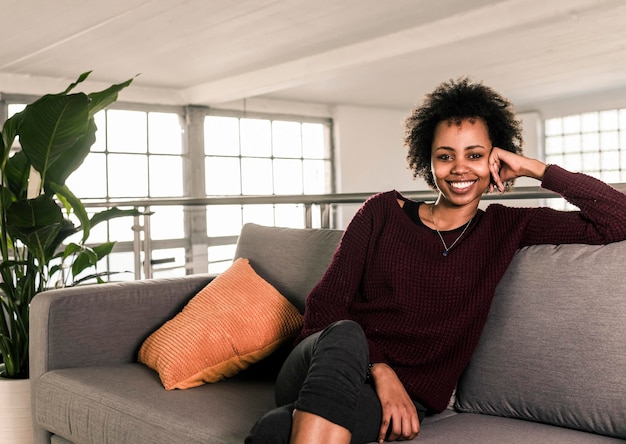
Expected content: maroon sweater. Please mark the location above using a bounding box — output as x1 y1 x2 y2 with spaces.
297 165 626 412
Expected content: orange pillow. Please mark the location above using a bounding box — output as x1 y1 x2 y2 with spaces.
138 258 302 390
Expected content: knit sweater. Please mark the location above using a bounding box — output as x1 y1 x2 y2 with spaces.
296 165 626 413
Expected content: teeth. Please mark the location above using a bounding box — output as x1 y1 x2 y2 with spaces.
450 181 474 189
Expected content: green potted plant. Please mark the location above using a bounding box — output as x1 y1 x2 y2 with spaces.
0 71 139 382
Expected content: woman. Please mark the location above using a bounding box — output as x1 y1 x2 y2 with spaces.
246 78 626 444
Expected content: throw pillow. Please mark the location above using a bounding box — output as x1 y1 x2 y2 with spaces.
138 258 303 390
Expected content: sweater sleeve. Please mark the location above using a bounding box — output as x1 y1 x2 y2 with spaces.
295 193 387 363
520 165 626 246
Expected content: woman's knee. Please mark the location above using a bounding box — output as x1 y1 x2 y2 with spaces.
245 404 294 444
321 320 366 344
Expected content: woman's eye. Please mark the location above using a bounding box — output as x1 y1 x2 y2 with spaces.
438 155 451 161
469 153 483 159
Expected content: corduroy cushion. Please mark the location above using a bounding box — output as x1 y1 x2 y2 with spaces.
138 258 302 390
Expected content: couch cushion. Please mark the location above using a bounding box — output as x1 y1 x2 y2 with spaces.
35 364 275 444
409 413 625 444
234 223 343 313
455 241 626 439
138 258 302 389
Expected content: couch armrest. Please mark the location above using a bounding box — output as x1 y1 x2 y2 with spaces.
29 274 213 379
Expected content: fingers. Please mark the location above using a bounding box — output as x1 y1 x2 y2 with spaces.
489 148 505 194
378 414 421 442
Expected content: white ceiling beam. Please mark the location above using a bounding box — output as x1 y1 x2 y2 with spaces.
182 0 610 105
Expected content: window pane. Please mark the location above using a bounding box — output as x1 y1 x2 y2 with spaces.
208 244 236 262
8 103 26 118
108 154 148 197
273 159 303 194
581 133 600 152
599 110 619 131
206 157 241 195
150 205 184 240
302 123 326 158
545 118 562 136
581 152 600 171
303 159 327 194
241 158 273 194
563 134 580 153
581 112 598 133
619 109 626 130
600 131 619 150
152 247 186 278
149 155 183 197
205 116 240 156
67 152 107 198
108 252 136 282
545 136 562 154
240 118 271 157
274 204 305 228
107 110 147 153
149 112 182 154
109 212 136 242
243 204 275 226
562 115 580 134
272 121 302 158
207 205 241 236
600 150 619 170
92 111 106 152
563 153 582 172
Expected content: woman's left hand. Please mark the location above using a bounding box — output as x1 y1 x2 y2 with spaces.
489 147 547 194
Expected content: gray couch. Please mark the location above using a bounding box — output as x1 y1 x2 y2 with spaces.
30 222 626 443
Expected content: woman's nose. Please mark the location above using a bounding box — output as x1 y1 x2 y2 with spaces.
451 158 470 174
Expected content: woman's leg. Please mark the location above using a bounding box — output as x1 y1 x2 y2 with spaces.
246 320 370 443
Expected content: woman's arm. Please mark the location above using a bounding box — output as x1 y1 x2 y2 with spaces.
489 148 626 245
296 194 387 362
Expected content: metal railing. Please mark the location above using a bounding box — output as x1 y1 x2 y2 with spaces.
83 183 626 279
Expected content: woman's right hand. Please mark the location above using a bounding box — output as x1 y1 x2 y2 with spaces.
369 363 420 442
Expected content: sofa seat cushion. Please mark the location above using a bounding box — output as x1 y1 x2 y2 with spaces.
409 413 625 444
35 364 274 444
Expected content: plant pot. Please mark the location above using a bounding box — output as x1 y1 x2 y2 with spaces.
0 366 33 444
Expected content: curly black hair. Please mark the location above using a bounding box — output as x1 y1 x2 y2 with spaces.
404 77 523 190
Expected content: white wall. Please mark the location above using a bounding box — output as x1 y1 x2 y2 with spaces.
331 105 430 227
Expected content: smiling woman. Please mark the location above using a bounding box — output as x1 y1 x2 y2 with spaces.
245 77 626 444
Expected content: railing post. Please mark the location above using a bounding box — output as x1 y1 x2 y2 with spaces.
304 203 313 228
143 206 152 279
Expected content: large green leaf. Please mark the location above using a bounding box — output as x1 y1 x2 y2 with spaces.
62 71 91 94
0 110 23 169
48 182 90 242
88 77 135 117
5 195 65 261
5 194 64 228
44 118 97 187
4 151 30 199
18 93 90 183
90 207 143 227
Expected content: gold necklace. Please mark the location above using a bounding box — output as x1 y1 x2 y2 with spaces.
429 204 474 256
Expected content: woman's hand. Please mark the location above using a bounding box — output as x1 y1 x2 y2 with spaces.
489 147 547 194
370 363 420 443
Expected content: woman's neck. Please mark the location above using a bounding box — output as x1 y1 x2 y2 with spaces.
421 199 478 231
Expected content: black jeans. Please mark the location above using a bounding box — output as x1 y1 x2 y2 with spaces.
245 320 426 444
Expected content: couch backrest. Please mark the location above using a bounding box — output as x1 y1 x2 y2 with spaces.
234 223 343 314
455 241 626 439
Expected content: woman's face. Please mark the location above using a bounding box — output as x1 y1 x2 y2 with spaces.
431 118 492 209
